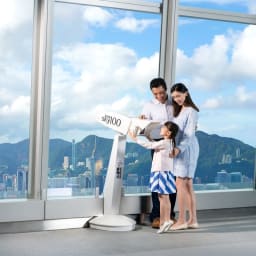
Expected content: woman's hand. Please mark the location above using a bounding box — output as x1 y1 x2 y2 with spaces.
169 147 180 158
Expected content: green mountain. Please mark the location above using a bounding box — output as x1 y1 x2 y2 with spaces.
0 139 29 174
0 131 255 183
196 131 255 182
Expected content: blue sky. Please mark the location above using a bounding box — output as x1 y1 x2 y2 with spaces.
0 0 256 148
181 0 256 13
176 16 256 146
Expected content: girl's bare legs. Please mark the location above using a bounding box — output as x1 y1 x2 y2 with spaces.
186 178 198 225
172 177 187 227
158 194 171 225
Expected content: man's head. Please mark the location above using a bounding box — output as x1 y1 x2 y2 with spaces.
150 78 167 104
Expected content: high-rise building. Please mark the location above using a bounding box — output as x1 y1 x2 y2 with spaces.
125 152 139 158
83 171 92 188
86 158 95 171
79 173 87 188
77 161 85 167
221 154 232 164
95 173 104 195
63 156 69 170
127 173 139 186
86 157 95 188
48 177 67 188
95 159 103 175
72 139 76 170
3 174 13 190
12 175 17 191
230 172 242 183
3 174 8 184
194 176 201 184
236 148 241 158
17 168 28 192
216 170 231 184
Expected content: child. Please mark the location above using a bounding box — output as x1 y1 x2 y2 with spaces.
128 121 179 234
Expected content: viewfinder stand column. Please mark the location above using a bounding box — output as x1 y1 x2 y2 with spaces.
89 133 136 231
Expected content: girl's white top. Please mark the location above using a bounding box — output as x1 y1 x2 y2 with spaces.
136 139 174 172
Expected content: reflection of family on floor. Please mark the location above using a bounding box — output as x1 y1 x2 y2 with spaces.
130 78 200 234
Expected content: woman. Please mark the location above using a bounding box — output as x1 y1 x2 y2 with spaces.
169 83 200 231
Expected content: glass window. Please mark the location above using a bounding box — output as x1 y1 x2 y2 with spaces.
0 0 34 199
147 0 162 2
175 16 256 191
179 0 256 14
48 2 161 198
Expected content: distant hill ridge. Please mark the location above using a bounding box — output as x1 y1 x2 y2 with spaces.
0 131 255 182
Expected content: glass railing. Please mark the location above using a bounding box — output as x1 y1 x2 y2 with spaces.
46 133 255 198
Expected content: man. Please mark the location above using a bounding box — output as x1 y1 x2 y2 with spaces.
140 77 176 228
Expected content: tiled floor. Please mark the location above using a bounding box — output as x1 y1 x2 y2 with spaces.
0 207 255 256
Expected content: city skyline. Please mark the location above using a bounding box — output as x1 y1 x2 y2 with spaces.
0 146 253 199
0 130 254 199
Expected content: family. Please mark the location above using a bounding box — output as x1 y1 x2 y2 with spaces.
128 78 199 234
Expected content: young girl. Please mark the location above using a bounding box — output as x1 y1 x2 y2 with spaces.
129 121 179 234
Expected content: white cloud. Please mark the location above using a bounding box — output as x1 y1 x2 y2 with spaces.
0 2 165 142
111 95 135 112
0 0 35 143
176 34 230 89
0 96 30 116
0 0 33 63
202 97 223 109
49 42 159 139
198 108 256 146
53 4 94 46
177 24 256 95
55 43 137 75
229 25 256 79
115 17 159 32
83 6 113 27
248 0 256 13
0 95 30 143
201 85 256 110
0 0 33 31
235 86 256 107
1 1 256 145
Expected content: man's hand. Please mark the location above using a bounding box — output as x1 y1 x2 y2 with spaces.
128 130 137 141
139 114 146 119
169 147 180 158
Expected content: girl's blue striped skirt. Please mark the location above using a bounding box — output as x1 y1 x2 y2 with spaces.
150 171 176 194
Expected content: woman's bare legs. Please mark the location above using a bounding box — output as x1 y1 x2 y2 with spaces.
171 177 187 227
186 178 198 225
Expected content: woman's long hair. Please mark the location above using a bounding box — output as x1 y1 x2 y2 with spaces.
170 83 199 117
164 121 179 154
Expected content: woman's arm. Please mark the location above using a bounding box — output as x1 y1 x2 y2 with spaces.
177 108 198 153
